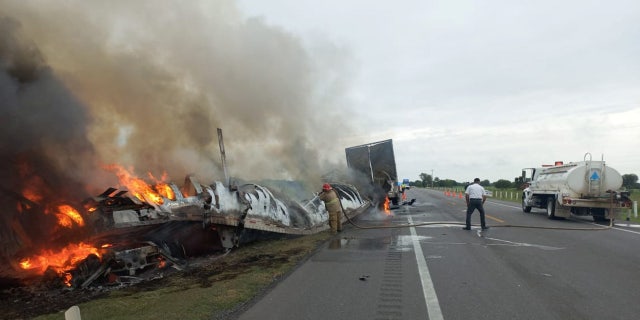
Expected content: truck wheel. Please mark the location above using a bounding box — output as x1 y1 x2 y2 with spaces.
546 197 556 219
522 196 532 213
592 209 611 223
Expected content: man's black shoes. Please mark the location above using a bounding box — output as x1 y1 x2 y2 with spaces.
481 226 490 230
462 227 471 230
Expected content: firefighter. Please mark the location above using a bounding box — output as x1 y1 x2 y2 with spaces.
319 183 343 233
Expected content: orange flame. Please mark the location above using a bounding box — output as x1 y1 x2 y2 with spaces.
56 205 85 228
148 171 176 200
105 164 165 205
156 182 176 201
383 196 391 215
21 186 43 203
19 183 43 212
19 242 101 286
157 257 166 269
55 213 73 228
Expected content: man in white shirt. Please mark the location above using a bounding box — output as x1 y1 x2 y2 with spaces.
463 178 488 230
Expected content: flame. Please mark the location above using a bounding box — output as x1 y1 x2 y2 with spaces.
56 213 73 228
19 183 43 212
383 196 391 215
44 204 84 228
56 205 85 227
63 273 73 286
18 242 101 286
105 164 165 205
156 182 176 200
157 257 167 269
22 186 43 203
17 161 85 227
148 171 176 200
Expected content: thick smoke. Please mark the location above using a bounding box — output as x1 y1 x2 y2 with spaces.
1 0 353 183
0 16 102 268
0 1 354 276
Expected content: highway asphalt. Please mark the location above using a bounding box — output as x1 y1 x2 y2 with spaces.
236 188 640 320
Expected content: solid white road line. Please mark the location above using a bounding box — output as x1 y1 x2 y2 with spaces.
408 215 444 320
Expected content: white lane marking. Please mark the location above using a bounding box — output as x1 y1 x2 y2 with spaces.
485 201 520 209
617 223 640 228
482 237 564 250
608 225 640 235
408 215 443 320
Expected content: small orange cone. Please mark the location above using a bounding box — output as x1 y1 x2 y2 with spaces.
445 190 449 196
459 192 464 199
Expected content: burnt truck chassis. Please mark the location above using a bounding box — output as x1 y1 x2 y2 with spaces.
66 179 368 289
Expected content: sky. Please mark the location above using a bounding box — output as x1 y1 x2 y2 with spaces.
236 0 640 183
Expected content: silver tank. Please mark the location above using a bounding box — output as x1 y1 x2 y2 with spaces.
533 161 623 197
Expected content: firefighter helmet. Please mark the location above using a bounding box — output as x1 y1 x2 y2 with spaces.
322 183 332 191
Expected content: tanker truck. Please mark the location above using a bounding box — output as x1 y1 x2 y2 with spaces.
521 153 632 221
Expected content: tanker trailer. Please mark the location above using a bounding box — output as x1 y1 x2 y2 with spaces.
521 153 632 221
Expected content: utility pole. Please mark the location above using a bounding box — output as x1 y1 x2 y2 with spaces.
217 128 229 187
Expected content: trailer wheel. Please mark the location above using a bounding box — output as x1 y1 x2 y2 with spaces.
546 197 556 219
522 196 532 213
592 209 611 223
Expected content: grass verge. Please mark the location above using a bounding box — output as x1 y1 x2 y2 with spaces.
33 231 333 320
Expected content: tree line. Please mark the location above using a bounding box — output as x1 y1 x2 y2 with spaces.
412 173 640 190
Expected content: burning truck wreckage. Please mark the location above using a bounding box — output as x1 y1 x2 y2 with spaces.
0 7 411 317
0 139 411 296
1 168 373 291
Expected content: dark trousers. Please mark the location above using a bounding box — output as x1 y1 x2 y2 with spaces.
466 199 486 228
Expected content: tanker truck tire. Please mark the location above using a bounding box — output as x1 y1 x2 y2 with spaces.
522 197 532 213
592 208 611 223
546 197 556 219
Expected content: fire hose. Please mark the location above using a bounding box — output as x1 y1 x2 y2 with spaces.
338 200 614 232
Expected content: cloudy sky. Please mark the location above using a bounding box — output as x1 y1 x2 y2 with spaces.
237 0 640 183
2 0 638 188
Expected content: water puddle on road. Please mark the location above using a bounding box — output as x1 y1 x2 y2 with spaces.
394 235 431 247
328 235 432 251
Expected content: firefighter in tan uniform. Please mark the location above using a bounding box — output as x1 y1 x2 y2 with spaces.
319 183 343 233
